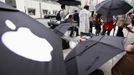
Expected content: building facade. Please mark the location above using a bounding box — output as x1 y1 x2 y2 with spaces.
1 0 61 18
1 0 80 19
24 0 61 18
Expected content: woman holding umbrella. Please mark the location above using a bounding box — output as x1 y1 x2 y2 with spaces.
101 16 114 36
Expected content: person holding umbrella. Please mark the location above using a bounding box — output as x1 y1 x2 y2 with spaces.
101 16 114 36
112 42 134 75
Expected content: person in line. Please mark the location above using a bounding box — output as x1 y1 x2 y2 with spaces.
116 14 134 37
94 13 102 36
79 5 91 36
65 15 79 37
89 11 95 33
72 10 79 36
60 4 69 22
73 10 79 27
101 16 114 36
115 15 126 37
54 4 68 28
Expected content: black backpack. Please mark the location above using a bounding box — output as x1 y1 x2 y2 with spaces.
56 10 61 21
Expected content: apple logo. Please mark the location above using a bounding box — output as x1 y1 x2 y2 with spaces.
1 19 53 62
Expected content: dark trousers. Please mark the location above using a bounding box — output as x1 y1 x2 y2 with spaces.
89 21 93 33
69 26 79 37
101 29 111 36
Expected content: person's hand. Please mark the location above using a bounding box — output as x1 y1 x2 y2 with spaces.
126 25 134 33
125 43 134 52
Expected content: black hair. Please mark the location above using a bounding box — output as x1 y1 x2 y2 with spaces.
74 10 77 12
68 15 73 18
128 12 132 16
61 4 65 9
84 5 89 10
131 42 134 45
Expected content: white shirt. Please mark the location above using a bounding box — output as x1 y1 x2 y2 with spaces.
60 9 68 22
79 9 90 34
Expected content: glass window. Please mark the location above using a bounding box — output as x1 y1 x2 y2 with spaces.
5 0 16 8
43 10 48 15
53 10 57 15
28 8 36 15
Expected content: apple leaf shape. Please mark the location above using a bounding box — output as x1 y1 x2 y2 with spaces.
1 27 53 62
5 20 16 30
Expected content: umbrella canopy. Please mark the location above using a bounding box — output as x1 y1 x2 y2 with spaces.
57 0 81 6
96 0 133 16
54 23 72 37
0 1 66 75
65 36 125 75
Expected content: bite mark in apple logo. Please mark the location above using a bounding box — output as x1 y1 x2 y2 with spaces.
1 19 53 62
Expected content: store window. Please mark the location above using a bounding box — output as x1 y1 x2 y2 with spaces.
28 8 36 15
5 0 16 8
53 10 57 15
43 10 48 15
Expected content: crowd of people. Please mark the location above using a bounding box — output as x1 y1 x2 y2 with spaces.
56 4 134 38
56 4 134 75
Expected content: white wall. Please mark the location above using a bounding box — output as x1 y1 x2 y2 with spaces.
14 0 80 19
25 0 60 18
25 0 40 18
41 2 61 16
0 0 5 3
16 0 25 12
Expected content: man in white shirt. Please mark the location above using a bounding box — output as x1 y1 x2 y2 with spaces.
60 4 68 22
79 5 91 35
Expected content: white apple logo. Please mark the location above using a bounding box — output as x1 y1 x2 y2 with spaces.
1 20 53 62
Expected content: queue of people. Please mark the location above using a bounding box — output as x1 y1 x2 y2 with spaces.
57 4 134 38
54 4 134 75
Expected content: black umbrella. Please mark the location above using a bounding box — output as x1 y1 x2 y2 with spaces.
96 0 133 16
57 0 81 6
0 1 66 75
53 23 72 50
54 23 72 37
65 36 124 75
